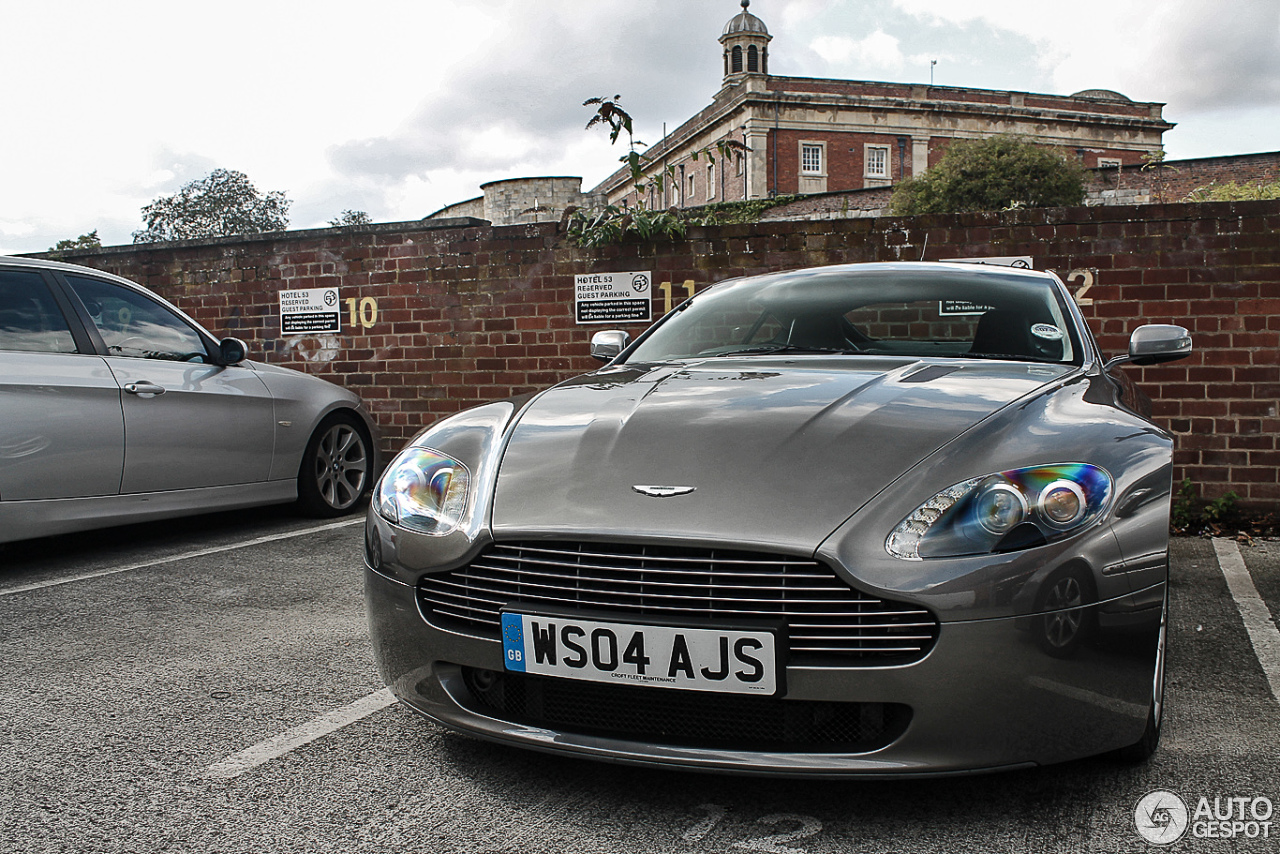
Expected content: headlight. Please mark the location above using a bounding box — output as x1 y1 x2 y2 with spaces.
374 447 470 536
886 463 1112 560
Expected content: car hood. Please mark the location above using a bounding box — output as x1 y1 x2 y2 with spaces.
490 357 1073 550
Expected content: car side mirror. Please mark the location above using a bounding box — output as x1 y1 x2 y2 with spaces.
590 330 631 363
1105 324 1192 370
218 337 248 365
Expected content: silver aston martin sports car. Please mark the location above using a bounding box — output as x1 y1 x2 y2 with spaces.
0 256 379 544
365 261 1191 777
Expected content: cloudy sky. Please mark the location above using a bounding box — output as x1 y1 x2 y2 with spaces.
2 0 1276 254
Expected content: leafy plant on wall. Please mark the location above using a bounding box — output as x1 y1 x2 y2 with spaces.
568 96 750 247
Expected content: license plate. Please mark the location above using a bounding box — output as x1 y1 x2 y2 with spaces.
501 612 778 695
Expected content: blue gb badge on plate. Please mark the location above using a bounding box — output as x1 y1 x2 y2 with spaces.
501 612 527 672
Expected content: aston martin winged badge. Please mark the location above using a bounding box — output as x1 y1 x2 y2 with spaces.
631 485 696 498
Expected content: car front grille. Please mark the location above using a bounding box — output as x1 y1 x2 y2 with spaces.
460 666 912 753
418 541 939 666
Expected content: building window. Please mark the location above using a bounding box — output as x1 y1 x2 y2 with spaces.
1097 157 1122 169
708 162 716 199
865 145 890 179
748 45 759 72
731 45 743 73
801 143 824 176
689 173 696 199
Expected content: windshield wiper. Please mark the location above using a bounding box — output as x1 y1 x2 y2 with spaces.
712 343 859 357
953 352 1062 364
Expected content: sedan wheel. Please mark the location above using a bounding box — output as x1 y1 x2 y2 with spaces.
298 415 371 516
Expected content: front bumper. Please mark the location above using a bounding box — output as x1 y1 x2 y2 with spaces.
365 561 1162 778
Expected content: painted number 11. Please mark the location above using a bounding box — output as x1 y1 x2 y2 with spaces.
658 280 698 315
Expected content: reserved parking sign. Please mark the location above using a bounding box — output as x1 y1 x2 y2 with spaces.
574 271 652 324
280 288 341 334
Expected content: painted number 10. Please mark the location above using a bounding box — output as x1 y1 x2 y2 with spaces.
345 297 378 329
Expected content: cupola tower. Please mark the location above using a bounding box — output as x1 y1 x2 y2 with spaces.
720 0 771 84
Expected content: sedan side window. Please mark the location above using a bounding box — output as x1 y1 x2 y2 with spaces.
64 275 209 362
0 270 78 353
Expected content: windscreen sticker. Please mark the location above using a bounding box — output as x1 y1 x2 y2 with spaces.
1031 323 1064 341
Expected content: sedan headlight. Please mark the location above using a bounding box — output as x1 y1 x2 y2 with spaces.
375 447 470 536
886 463 1112 560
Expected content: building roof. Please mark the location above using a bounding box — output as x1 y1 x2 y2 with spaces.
722 0 768 36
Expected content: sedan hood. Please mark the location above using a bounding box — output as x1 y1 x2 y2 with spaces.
491 357 1072 550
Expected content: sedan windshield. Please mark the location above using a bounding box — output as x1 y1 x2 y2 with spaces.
626 264 1082 365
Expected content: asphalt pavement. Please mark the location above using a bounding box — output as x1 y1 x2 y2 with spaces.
2 509 1277 853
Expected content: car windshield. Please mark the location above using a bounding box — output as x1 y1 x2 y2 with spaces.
625 264 1082 365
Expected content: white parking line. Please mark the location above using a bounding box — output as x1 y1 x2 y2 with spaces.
1213 538 1280 705
0 518 364 596
205 688 397 780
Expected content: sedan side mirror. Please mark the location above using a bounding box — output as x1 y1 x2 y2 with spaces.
590 330 631 363
217 337 249 365
1105 324 1192 370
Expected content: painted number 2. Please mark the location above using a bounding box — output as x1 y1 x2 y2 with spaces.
682 804 824 854
1065 268 1096 306
734 815 824 854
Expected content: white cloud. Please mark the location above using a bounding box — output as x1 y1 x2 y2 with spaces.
0 0 1275 254
891 0 1280 108
811 31 906 70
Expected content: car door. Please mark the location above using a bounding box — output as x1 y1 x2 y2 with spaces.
60 273 276 494
0 266 124 500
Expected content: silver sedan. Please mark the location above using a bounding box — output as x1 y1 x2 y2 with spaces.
365 261 1190 777
0 256 379 544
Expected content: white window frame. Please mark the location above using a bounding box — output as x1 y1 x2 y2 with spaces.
708 162 716 199
800 142 825 176
864 144 891 179
1097 157 1123 169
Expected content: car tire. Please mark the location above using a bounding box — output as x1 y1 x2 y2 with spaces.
297 412 372 517
1116 586 1167 763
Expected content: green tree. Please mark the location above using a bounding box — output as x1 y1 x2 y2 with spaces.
329 209 372 227
49 229 102 253
133 169 291 243
890 135 1087 215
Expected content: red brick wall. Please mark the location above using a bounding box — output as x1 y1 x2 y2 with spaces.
770 130 906 193
767 78 1156 122
1159 152 1280 199
55 200 1280 508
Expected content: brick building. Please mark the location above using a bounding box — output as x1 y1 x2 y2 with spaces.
594 0 1173 209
